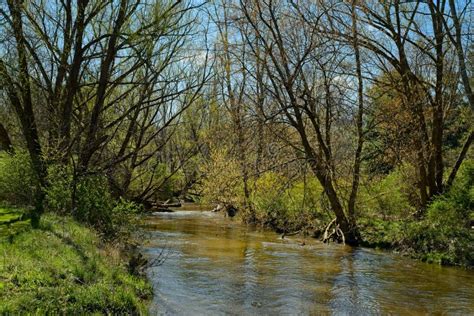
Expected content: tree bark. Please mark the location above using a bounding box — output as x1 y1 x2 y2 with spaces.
446 131 473 188
80 0 129 171
0 122 13 153
4 0 47 226
348 0 364 224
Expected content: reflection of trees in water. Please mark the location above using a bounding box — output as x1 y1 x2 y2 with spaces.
146 214 474 314
328 248 382 314
147 244 172 268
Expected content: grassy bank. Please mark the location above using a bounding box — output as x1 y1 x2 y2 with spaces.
0 210 152 314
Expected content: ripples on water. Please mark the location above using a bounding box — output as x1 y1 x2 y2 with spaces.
142 210 474 315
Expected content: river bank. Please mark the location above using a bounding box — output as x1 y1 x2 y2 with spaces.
205 161 474 268
0 209 152 314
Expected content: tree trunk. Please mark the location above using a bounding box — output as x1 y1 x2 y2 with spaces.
5 0 47 226
0 122 13 153
348 0 364 224
446 131 473 188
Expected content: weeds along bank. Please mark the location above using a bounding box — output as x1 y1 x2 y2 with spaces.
0 153 153 313
358 160 474 267
200 154 474 268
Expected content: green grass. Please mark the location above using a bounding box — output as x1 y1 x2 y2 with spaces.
0 207 31 239
0 213 152 314
0 207 22 222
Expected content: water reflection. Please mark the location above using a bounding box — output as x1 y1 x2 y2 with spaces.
143 210 474 315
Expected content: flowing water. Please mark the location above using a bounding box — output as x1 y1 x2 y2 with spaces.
143 208 474 315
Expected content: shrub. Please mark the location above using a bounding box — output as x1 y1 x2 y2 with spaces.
249 173 327 233
46 169 142 240
199 148 243 206
360 163 416 219
403 160 474 266
0 151 38 206
45 164 74 215
74 175 114 230
250 172 286 227
74 175 143 240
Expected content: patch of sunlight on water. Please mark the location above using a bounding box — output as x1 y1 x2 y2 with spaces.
142 208 474 315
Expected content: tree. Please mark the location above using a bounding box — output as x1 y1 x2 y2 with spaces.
0 0 209 222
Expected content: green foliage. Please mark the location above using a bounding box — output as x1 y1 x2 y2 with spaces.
359 160 474 267
126 162 186 201
75 176 143 240
0 151 38 206
109 198 144 239
45 167 143 240
0 213 152 314
249 173 327 233
157 167 186 200
249 172 286 227
360 164 416 219
75 175 114 229
403 160 474 266
199 148 244 206
358 217 405 249
45 164 73 214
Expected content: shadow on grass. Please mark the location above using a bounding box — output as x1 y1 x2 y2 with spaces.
1 210 89 265
0 208 32 241
39 220 90 263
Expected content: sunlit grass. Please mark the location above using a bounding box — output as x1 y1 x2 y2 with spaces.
0 212 152 314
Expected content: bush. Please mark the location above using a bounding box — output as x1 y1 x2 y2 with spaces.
249 173 327 233
358 217 405 248
74 175 143 240
403 160 474 266
74 175 114 230
199 148 244 206
45 164 73 215
0 151 38 206
360 163 416 219
250 172 286 227
357 160 474 267
46 169 142 240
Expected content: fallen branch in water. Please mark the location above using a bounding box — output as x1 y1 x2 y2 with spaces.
322 218 345 245
280 230 301 239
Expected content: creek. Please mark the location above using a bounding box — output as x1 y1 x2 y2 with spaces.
143 207 474 315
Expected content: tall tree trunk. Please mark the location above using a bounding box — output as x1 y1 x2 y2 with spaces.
59 0 88 155
443 0 474 189
219 1 251 208
446 131 473 188
80 0 128 171
429 0 446 195
448 0 474 110
296 116 358 245
5 0 47 226
348 0 364 225
0 122 13 153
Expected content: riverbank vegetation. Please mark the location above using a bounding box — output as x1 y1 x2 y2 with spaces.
0 210 152 314
0 5 473 312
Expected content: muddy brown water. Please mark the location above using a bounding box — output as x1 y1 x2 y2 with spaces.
142 208 474 315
